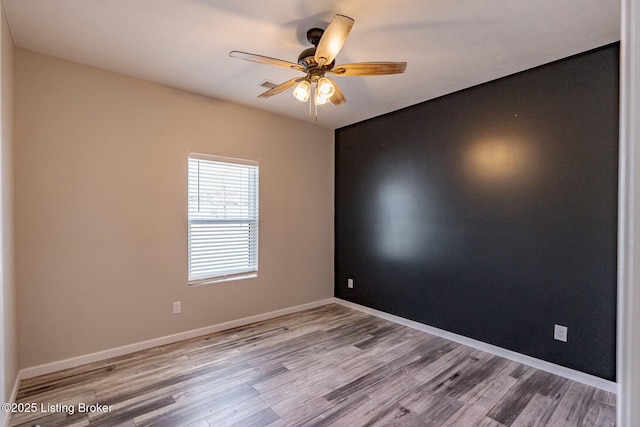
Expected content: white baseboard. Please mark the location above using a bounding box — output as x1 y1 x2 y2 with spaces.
19 298 334 380
332 297 617 393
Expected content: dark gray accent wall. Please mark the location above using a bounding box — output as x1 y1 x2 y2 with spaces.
334 44 619 381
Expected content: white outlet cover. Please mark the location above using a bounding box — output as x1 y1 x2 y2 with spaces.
554 324 568 342
347 278 354 289
173 301 181 314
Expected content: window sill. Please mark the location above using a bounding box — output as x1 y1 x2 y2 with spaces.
188 273 258 287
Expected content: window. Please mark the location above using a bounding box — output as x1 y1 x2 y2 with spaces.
188 153 259 285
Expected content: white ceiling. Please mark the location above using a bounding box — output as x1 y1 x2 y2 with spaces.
3 0 620 129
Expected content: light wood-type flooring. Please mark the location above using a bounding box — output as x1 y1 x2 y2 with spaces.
10 304 616 427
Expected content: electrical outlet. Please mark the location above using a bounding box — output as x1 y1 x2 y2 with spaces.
347 278 354 289
554 324 568 342
173 301 181 314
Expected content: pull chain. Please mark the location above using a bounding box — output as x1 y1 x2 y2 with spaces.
314 82 318 122
306 82 319 123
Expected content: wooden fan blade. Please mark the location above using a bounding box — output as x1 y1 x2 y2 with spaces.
258 78 304 98
229 51 304 72
314 15 354 67
330 62 407 76
325 77 346 105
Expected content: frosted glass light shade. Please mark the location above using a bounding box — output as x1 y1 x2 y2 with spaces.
316 77 336 98
315 92 331 105
293 80 311 102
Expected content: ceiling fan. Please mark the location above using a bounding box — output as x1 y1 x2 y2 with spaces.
229 14 407 107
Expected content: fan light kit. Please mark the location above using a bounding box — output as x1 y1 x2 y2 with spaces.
230 14 407 121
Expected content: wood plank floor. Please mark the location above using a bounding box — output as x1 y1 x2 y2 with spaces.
10 304 616 427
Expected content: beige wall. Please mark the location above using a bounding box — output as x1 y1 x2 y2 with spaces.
1 1 17 406
15 49 334 368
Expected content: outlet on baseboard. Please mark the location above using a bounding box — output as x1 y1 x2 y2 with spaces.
554 324 568 342
347 278 354 289
173 301 181 314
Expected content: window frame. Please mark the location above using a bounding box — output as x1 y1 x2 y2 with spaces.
187 152 259 286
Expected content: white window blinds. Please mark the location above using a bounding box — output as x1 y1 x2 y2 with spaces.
188 154 259 284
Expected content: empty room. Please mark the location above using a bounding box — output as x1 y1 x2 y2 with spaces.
1 1 639 427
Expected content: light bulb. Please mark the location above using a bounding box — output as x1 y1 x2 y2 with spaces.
293 80 311 102
315 91 331 106
316 77 335 98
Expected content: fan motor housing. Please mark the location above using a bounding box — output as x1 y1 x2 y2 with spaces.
297 49 335 71
297 47 317 69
